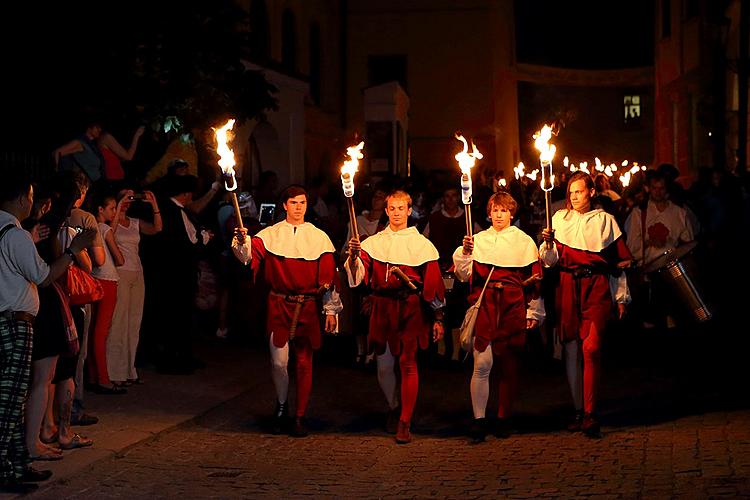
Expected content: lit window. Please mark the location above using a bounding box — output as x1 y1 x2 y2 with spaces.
624 95 641 124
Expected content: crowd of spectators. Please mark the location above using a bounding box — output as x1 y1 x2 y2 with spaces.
1 112 749 490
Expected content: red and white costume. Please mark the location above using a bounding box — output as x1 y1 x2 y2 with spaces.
453 226 544 419
346 226 445 424
233 221 342 418
624 200 695 267
539 208 632 415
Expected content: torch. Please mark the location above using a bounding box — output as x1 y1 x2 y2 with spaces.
533 124 557 248
454 134 483 237
340 141 365 242
214 119 244 241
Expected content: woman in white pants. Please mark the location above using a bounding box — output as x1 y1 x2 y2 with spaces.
106 189 161 386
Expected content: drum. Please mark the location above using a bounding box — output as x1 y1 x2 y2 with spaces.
643 242 711 322
442 271 456 293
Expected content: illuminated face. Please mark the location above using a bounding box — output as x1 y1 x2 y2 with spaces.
284 194 307 224
100 199 117 223
385 197 411 229
490 203 512 231
443 190 459 212
568 179 594 213
649 179 667 202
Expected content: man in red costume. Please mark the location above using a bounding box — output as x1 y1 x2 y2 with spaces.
347 190 445 444
540 172 632 438
233 186 340 437
453 192 544 443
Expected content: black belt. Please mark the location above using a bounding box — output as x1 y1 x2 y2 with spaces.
0 311 35 324
559 266 607 279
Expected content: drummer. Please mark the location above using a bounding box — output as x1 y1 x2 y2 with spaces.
624 171 697 328
423 186 482 363
540 172 633 438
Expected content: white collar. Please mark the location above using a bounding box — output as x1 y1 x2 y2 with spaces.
361 226 439 266
552 208 622 252
472 225 538 267
256 220 335 260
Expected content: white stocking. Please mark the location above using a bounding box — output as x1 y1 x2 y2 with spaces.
564 340 583 411
376 344 398 410
470 347 493 418
269 333 289 404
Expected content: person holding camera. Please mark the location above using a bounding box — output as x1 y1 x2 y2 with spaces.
107 189 161 386
452 192 544 443
1 171 96 494
232 186 341 438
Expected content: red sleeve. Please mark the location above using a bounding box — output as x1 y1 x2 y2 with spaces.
422 260 446 303
318 252 340 291
250 237 267 280
359 250 373 287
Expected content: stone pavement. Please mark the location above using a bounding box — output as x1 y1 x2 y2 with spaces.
9 322 750 499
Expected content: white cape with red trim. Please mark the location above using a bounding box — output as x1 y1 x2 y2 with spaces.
257 220 335 260
361 226 439 266
552 208 621 252
472 226 538 267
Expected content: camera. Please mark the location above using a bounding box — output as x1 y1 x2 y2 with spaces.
128 193 146 201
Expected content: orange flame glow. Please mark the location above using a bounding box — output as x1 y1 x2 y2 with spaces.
454 134 483 173
340 141 364 197
214 119 237 191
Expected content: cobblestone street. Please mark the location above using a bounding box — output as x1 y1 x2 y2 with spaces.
27 323 750 499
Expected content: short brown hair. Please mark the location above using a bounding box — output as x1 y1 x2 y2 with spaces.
486 192 518 217
385 190 412 208
566 171 595 210
281 185 307 204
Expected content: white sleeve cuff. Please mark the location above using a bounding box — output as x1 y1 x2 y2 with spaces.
323 289 343 314
231 236 252 265
526 297 545 322
452 247 472 282
539 242 559 267
345 256 365 287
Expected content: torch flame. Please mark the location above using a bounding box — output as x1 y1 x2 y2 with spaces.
533 124 556 192
533 125 556 165
454 134 483 174
214 119 237 191
340 141 364 198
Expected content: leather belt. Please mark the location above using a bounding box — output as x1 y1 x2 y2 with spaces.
269 292 318 340
0 311 36 324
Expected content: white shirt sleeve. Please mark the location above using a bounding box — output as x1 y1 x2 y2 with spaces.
322 288 343 315
344 256 365 287
609 273 631 304
180 210 198 245
526 297 545 322
452 247 472 282
231 236 252 265
539 242 559 267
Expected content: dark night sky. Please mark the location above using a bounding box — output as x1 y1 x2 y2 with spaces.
515 0 655 69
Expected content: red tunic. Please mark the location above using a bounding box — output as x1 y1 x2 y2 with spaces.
469 261 542 355
552 237 631 341
358 251 445 356
247 237 338 349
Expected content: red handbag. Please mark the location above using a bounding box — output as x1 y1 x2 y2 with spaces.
63 265 104 305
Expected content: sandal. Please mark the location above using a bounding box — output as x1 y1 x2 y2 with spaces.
58 433 93 450
40 432 59 445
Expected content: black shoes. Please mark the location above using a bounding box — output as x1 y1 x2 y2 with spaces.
385 407 400 435
469 418 487 444
272 401 288 435
493 418 511 439
21 466 52 482
567 410 584 432
581 413 602 439
0 478 39 494
290 417 308 438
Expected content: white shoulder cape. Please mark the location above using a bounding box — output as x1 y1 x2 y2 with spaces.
361 226 439 266
257 221 335 260
472 226 538 267
552 208 621 252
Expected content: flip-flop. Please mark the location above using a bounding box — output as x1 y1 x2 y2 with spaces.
58 433 93 450
40 432 59 445
30 451 63 461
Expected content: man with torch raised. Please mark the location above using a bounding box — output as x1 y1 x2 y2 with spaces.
346 190 445 445
227 154 341 439
539 170 633 439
